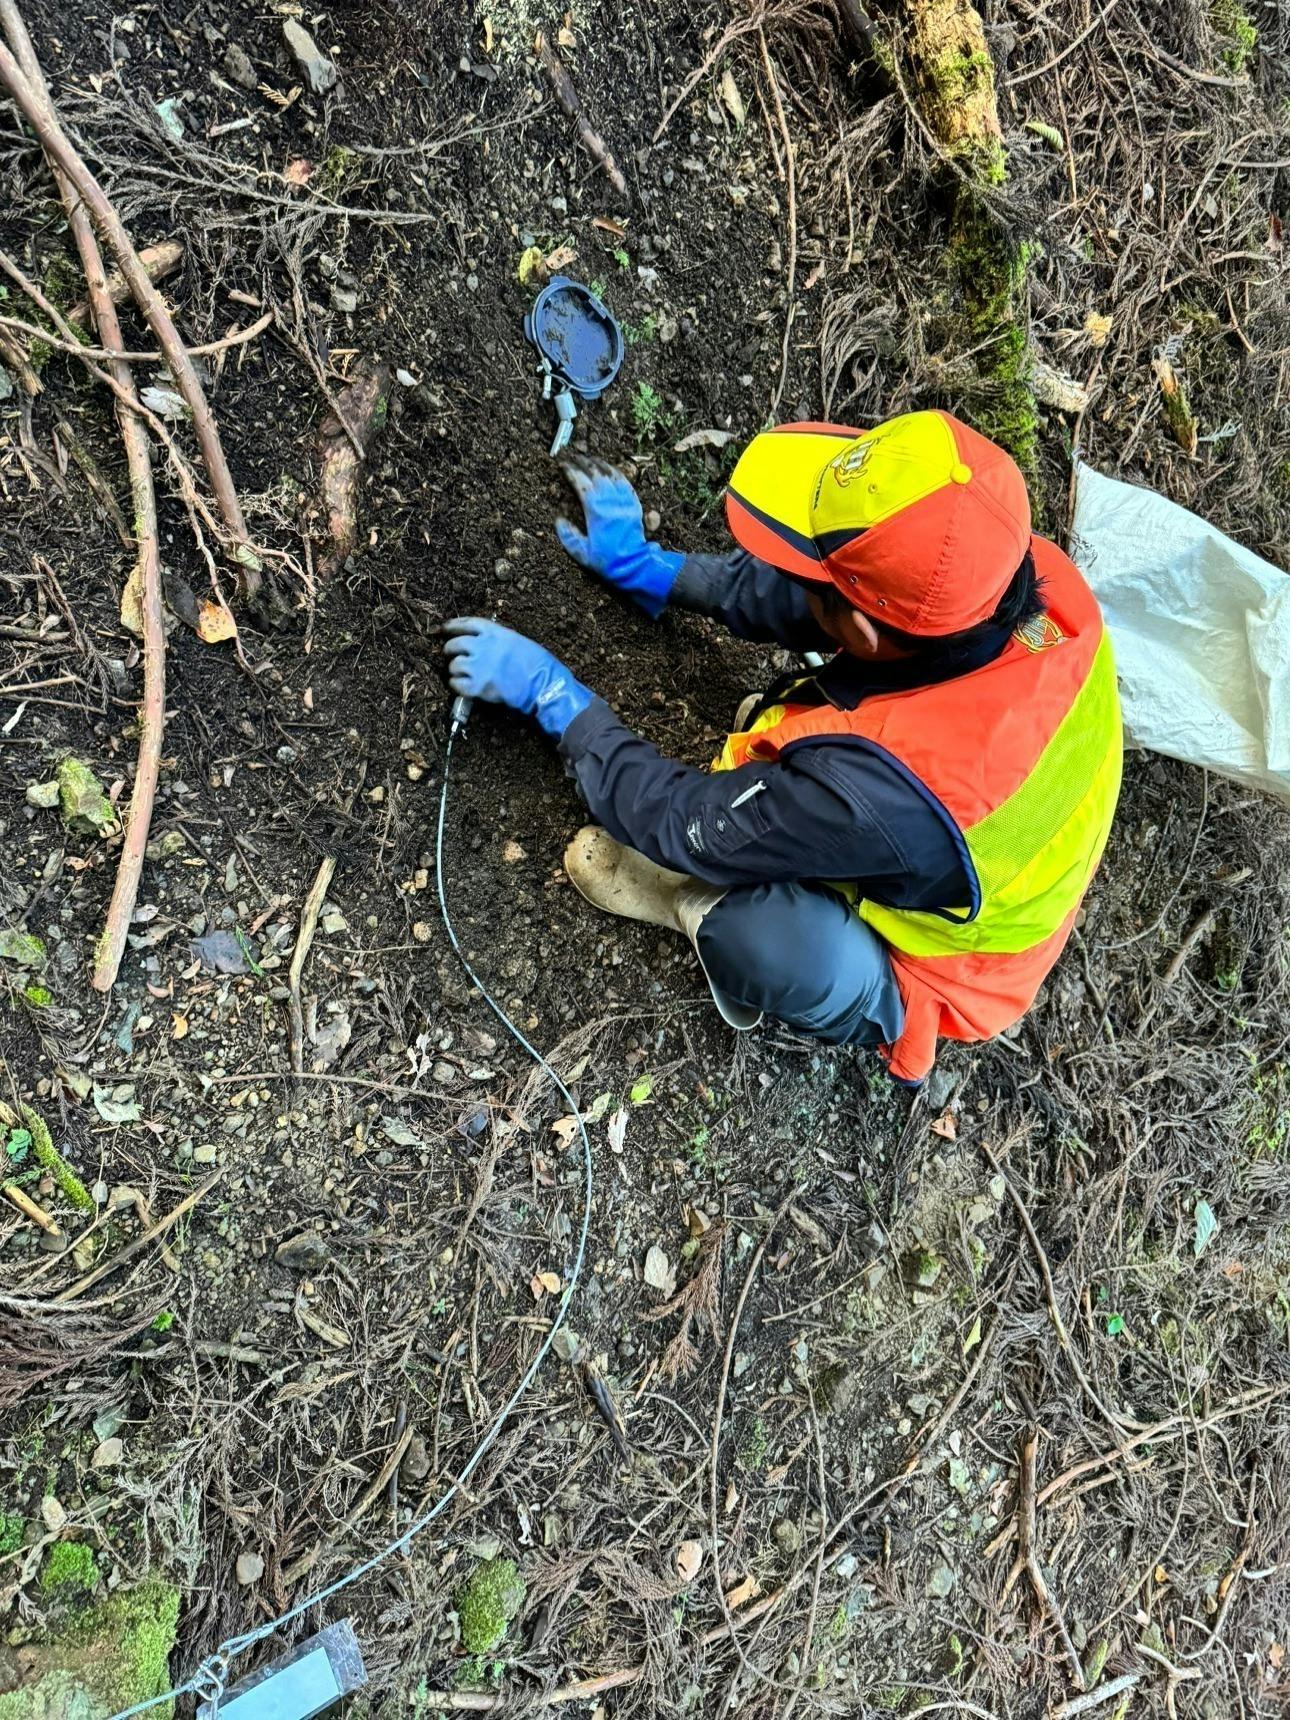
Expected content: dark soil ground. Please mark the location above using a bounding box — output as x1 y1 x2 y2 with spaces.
2 1 1289 1716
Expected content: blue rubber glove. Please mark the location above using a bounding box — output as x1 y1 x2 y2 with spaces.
556 456 684 618
443 618 592 741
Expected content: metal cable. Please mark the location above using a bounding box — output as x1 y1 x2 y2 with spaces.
104 714 594 1718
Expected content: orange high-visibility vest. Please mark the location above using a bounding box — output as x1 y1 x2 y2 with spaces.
713 538 1123 1082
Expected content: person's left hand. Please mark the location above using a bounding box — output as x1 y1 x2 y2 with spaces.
443 617 592 740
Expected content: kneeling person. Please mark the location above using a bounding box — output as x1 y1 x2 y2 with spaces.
443 411 1123 1085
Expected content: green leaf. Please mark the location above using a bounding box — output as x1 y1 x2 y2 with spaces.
1193 1198 1218 1258
5 1127 31 1163
629 1076 653 1105
961 1314 982 1359
1105 1313 1125 1337
584 1091 614 1125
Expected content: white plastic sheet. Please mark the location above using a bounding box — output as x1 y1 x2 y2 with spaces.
1071 463 1290 805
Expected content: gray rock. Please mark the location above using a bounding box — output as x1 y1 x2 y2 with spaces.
927 1561 956 1598
283 18 338 95
236 1550 264 1585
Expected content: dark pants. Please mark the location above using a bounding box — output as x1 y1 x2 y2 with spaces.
696 881 905 1046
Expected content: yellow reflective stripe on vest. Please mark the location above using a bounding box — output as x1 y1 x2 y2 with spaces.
713 703 790 773
861 634 1122 958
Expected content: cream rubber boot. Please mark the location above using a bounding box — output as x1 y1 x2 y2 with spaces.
564 826 762 1030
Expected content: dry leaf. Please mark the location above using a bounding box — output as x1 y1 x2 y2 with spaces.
930 1109 957 1141
120 563 144 637
1268 1642 1285 1669
197 599 238 644
644 1243 676 1296
592 215 628 238
725 1573 761 1610
606 1106 628 1155
537 1270 561 1295
557 24 576 47
502 840 527 863
723 1480 738 1514
544 241 578 274
675 1539 703 1584
687 1204 711 1238
551 1115 579 1150
719 67 745 126
1084 310 1113 347
518 244 544 284
482 15 494 52
171 1013 189 1041
284 157 313 186
673 427 734 454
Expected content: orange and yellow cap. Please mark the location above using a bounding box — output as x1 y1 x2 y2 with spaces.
724 410 1032 637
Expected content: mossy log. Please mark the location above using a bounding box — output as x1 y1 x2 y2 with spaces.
900 0 1038 470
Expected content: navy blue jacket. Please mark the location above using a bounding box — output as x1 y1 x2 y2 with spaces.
558 551 988 911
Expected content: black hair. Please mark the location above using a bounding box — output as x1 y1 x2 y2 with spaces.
820 547 1044 666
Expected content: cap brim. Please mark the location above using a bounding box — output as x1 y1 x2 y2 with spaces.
724 427 858 582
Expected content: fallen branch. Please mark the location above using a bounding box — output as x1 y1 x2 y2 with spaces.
288 855 337 1077
536 33 629 199
0 0 169 997
67 237 184 327
0 32 257 587
315 358 391 576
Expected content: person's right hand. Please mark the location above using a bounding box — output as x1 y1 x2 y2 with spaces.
556 456 684 619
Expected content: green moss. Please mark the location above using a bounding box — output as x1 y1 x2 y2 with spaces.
23 984 53 1008
1211 0 1256 73
41 1541 98 1597
0 1511 25 1555
0 1580 182 1719
929 49 994 104
56 756 118 836
737 1415 771 1472
321 144 356 193
2 1102 94 1213
456 1558 525 1656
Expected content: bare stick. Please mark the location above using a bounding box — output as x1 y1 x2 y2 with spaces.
536 33 629 198
0 0 167 997
288 855 337 1077
3 1181 62 1237
0 307 273 366
1053 1673 1142 1718
0 34 255 582
54 1172 222 1302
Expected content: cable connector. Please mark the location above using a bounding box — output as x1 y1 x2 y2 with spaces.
450 694 473 732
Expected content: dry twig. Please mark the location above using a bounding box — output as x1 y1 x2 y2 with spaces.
0 0 166 996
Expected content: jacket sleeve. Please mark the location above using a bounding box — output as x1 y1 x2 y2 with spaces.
558 699 969 906
672 550 834 651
